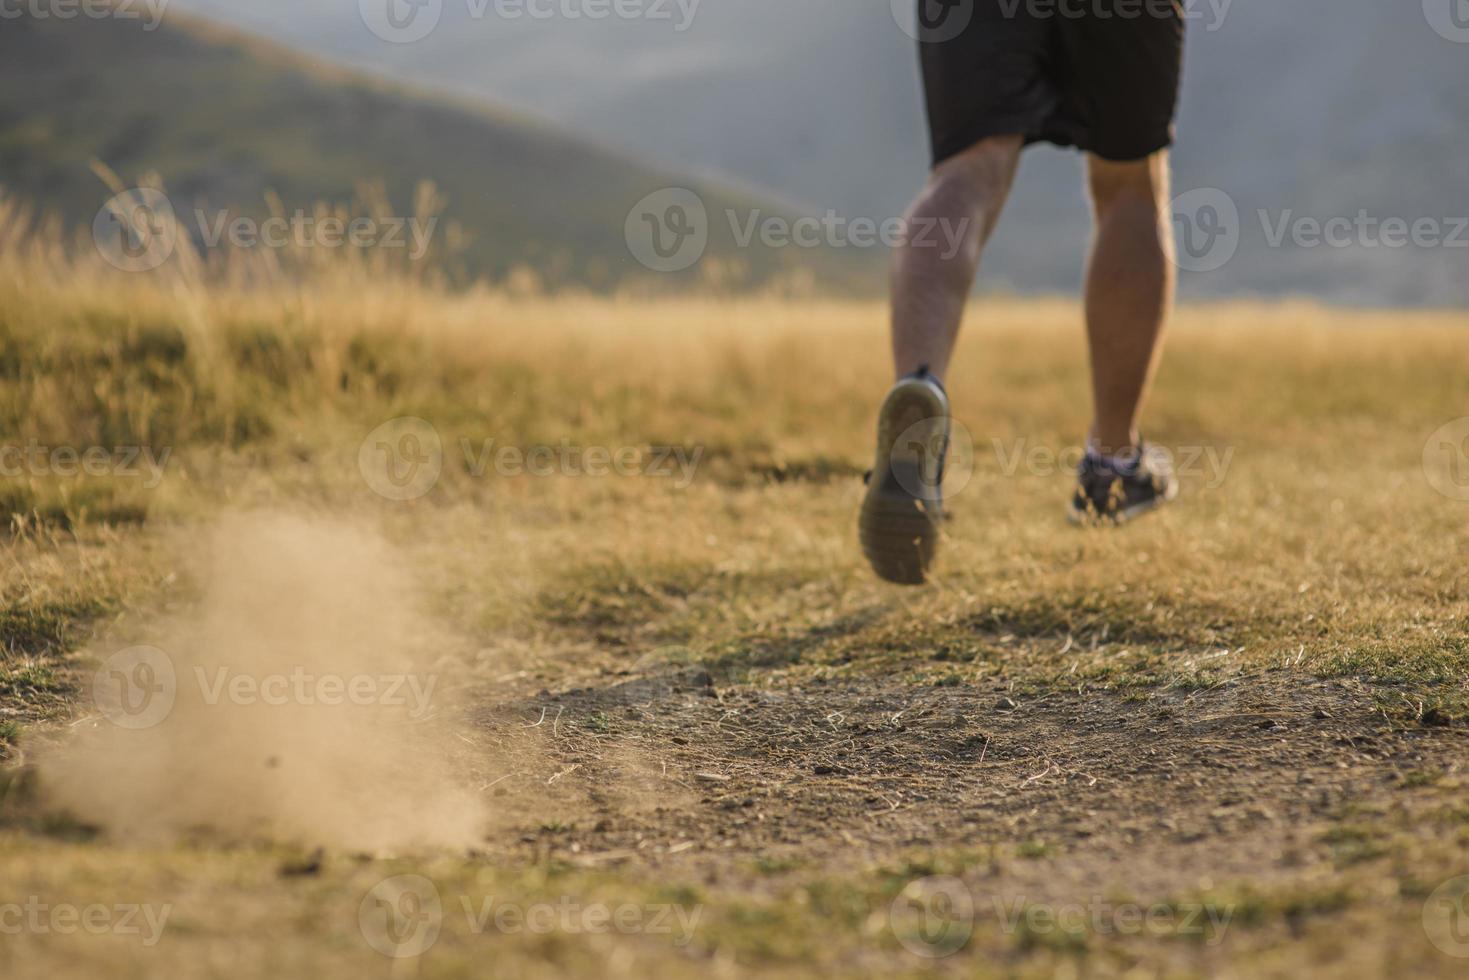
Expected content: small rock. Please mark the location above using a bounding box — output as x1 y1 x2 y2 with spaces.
279 849 324 877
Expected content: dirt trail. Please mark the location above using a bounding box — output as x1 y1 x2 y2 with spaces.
469 665 1466 895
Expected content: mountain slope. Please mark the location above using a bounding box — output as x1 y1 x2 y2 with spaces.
0 11 867 291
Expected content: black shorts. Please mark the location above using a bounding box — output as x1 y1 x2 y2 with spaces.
918 0 1184 165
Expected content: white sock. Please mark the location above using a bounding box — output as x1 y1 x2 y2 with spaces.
1085 437 1141 474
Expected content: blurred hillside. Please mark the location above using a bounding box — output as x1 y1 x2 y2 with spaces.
0 10 874 292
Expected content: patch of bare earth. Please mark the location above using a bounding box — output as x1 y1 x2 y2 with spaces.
471 666 1466 894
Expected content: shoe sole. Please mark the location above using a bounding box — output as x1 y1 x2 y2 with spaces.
1066 480 1180 526
859 378 948 585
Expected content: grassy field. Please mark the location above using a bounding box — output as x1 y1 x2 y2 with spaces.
1 212 1467 979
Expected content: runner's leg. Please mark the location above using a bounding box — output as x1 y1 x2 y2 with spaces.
890 134 1022 382
1082 150 1175 455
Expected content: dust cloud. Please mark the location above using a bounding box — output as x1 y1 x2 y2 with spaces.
44 512 486 851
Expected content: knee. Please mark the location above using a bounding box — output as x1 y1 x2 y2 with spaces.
1088 151 1170 219
912 136 1021 221
905 136 1021 261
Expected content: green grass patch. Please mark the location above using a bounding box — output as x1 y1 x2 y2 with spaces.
0 597 109 658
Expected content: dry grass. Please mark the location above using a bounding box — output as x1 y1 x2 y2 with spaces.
1 209 1468 977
